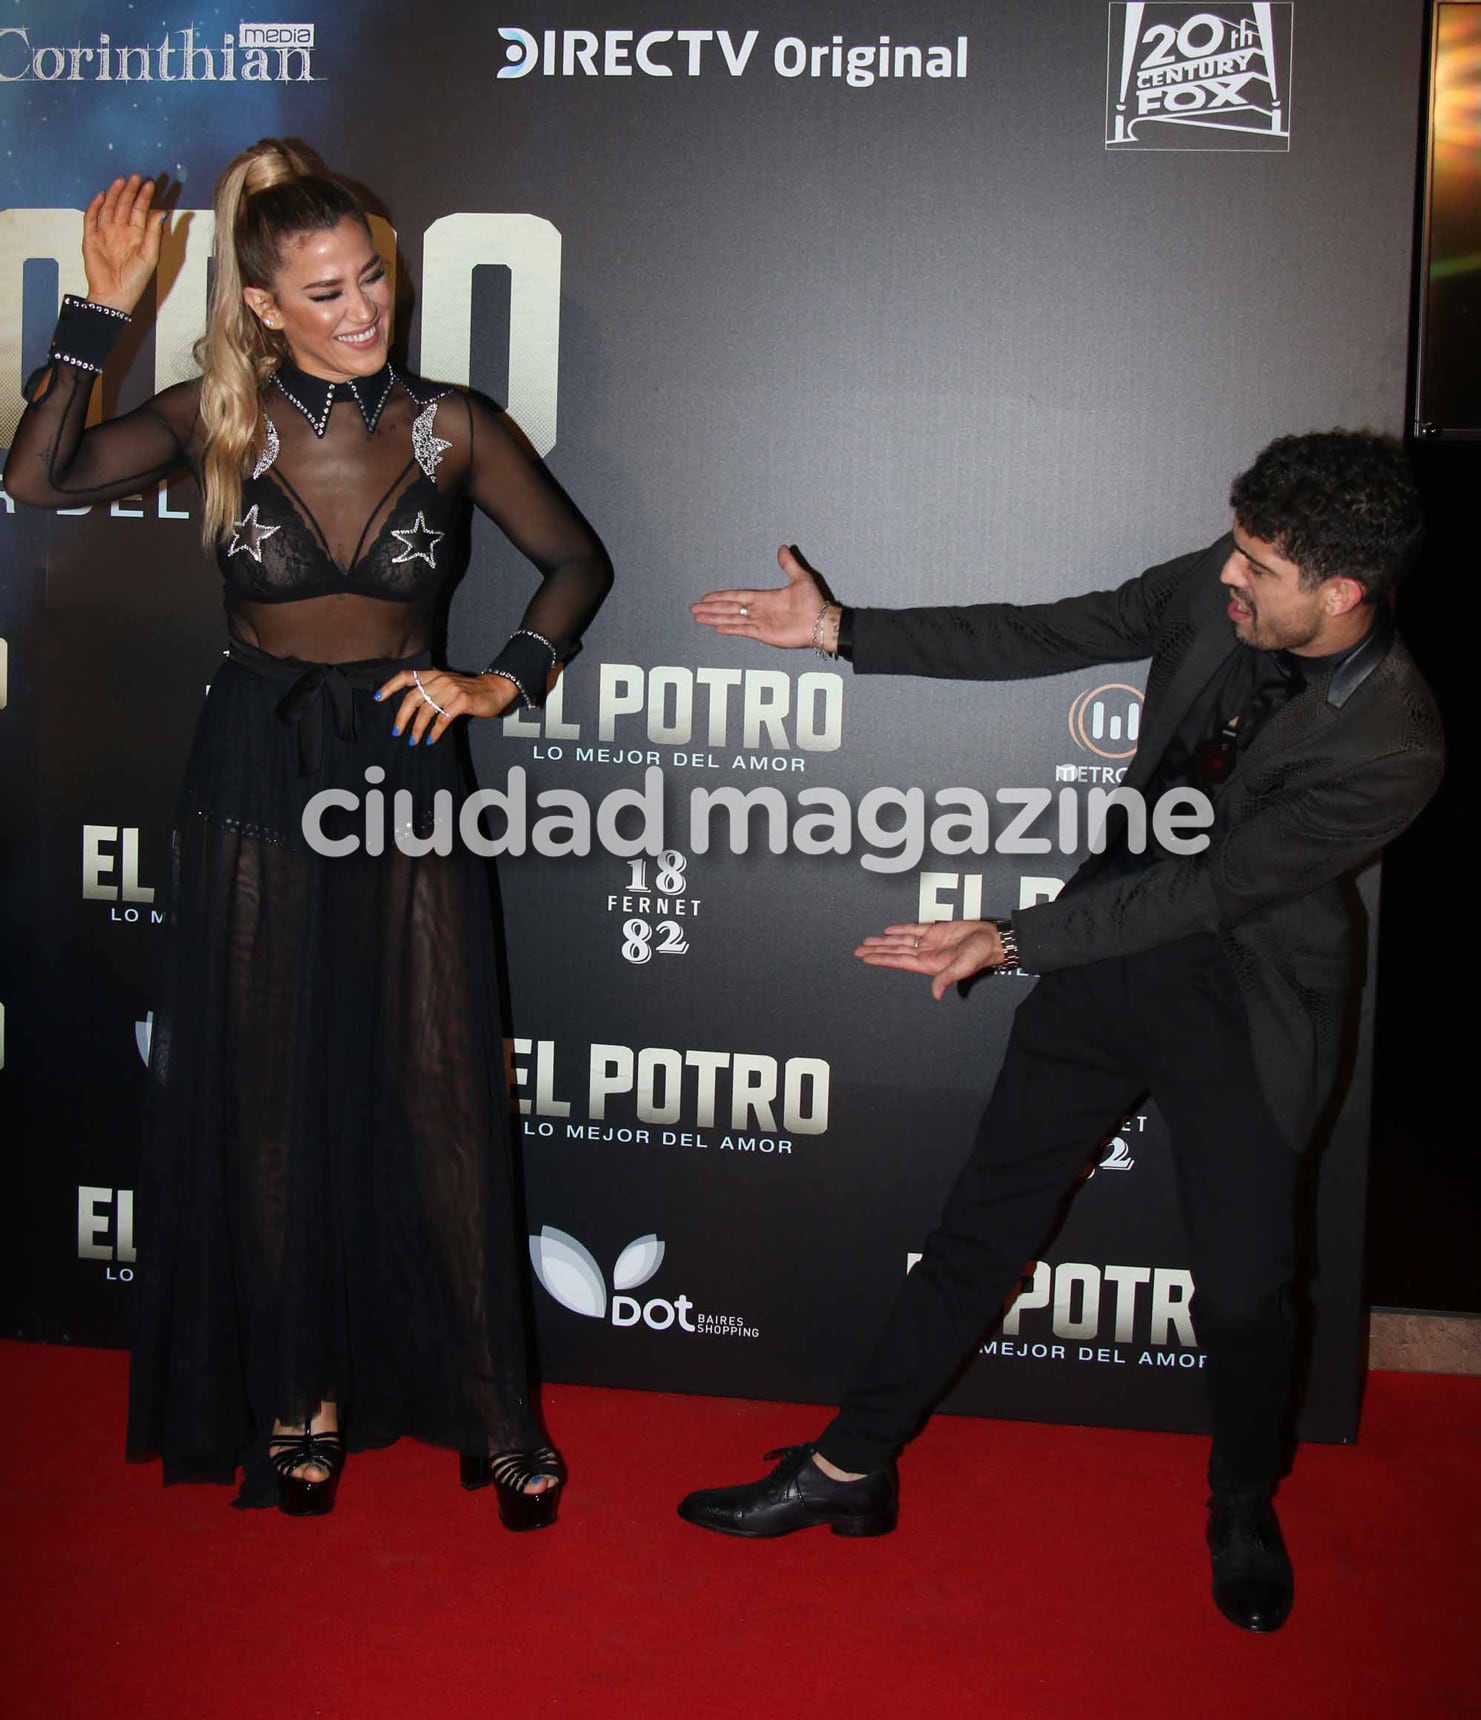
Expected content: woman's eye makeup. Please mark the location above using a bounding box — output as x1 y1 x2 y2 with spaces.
308 266 384 304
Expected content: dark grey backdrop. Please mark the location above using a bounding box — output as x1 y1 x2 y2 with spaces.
0 0 1424 1445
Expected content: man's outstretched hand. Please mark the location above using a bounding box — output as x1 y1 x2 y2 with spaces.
855 920 1007 1001
691 545 832 649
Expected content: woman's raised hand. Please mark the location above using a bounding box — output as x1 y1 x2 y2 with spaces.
83 175 166 315
691 544 831 648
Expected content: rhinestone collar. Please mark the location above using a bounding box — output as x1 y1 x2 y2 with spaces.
271 358 395 436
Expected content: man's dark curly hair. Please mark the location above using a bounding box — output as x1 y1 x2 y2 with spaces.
1229 430 1423 602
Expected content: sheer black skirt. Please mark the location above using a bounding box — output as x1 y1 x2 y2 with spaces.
125 643 545 1502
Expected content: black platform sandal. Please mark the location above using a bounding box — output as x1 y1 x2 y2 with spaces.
459 1445 566 1531
268 1426 345 1517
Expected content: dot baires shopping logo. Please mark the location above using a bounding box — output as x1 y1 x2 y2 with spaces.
1068 683 1144 761
529 1226 758 1338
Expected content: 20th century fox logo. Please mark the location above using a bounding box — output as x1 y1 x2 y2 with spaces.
1106 3 1292 151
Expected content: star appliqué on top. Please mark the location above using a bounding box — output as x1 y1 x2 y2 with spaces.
390 511 444 568
227 504 280 562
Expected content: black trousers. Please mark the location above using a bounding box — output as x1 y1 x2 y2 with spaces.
816 933 1297 1492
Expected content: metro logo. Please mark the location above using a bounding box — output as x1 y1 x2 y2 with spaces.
1069 683 1143 762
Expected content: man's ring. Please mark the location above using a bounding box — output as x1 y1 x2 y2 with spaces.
412 669 450 718
739 605 750 617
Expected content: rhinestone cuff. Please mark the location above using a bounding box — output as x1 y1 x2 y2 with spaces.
514 628 559 662
482 629 563 710
48 294 132 374
481 668 533 708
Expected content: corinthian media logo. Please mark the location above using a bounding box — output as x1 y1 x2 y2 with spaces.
1107 3 1292 150
530 1225 759 1337
0 23 317 83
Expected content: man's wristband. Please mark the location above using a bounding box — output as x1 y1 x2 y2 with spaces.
48 294 132 375
990 918 1023 975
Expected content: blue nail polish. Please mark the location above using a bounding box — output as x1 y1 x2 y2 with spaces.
373 690 383 701
409 734 418 746
392 725 400 736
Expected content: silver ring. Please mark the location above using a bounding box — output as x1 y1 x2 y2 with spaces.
739 605 749 617
913 937 920 949
412 669 449 718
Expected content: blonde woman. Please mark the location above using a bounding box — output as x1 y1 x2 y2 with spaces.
5 141 611 1522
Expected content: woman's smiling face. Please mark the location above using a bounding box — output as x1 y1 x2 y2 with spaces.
244 216 391 382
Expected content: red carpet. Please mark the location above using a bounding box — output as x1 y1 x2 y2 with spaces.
3 1342 1478 1720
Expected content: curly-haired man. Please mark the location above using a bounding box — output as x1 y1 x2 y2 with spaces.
682 430 1444 1633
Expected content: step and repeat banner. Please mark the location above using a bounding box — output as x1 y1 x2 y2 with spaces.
1 2 1423 1444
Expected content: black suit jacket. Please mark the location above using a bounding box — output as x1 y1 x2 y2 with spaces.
850 535 1445 1149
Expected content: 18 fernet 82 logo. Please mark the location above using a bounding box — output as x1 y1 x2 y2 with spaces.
1107 3 1293 151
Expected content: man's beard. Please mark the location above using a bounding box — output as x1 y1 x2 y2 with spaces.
1229 601 1320 652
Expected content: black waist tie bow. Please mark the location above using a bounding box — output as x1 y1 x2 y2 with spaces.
223 640 431 776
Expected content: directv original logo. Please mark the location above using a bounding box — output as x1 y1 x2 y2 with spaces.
495 26 969 87
1106 3 1292 150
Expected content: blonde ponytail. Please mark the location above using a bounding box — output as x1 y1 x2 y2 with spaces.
195 138 364 545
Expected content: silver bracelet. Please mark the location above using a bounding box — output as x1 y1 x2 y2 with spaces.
811 601 838 659
990 919 1022 975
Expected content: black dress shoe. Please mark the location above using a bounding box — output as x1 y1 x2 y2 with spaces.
677 1444 898 1538
1206 1490 1294 1632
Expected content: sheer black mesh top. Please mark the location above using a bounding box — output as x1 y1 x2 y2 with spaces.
5 301 612 682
